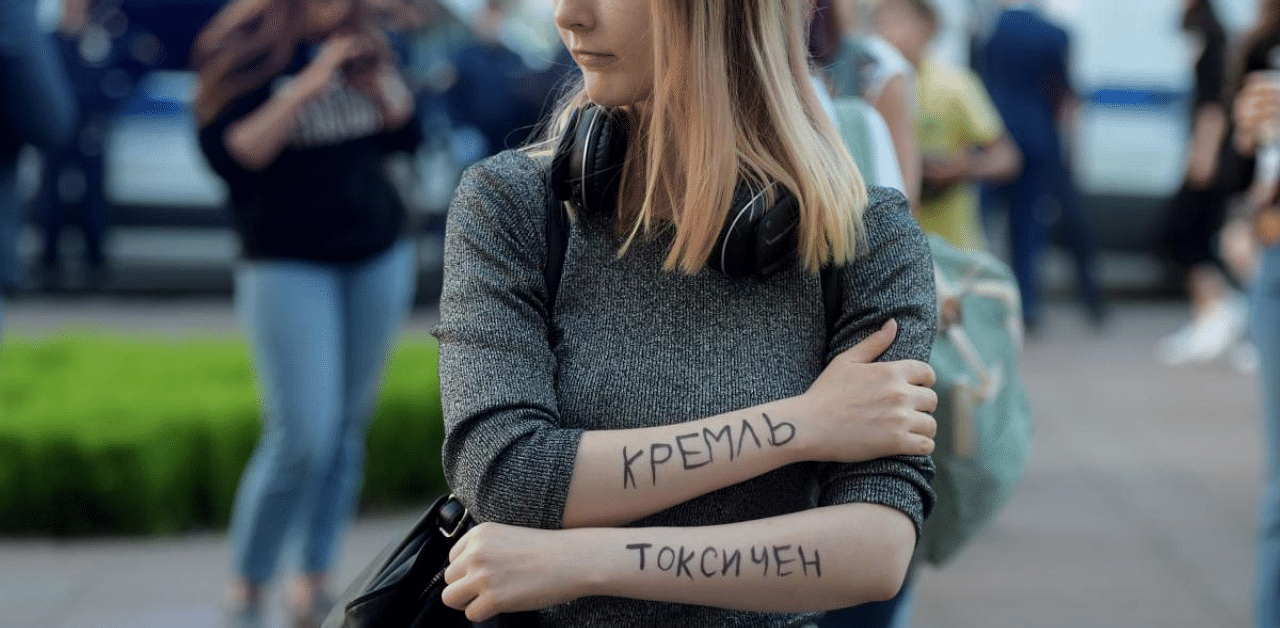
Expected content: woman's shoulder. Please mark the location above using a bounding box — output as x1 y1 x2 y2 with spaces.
450 148 550 238
459 149 547 193
864 185 911 222
861 185 927 251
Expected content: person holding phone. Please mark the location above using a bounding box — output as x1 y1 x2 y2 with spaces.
191 1 421 625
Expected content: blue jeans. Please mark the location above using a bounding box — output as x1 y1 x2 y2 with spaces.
1256 244 1280 628
984 163 1053 330
229 241 416 584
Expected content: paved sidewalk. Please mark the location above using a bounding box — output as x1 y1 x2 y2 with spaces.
5 295 440 336
1 298 1263 627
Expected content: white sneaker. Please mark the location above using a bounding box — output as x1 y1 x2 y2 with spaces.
1155 322 1202 365
1156 298 1249 366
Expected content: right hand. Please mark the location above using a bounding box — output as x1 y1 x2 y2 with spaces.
799 319 938 462
296 32 383 97
920 155 969 202
1234 71 1280 153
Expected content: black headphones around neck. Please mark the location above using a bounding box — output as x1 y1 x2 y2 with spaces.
548 104 803 279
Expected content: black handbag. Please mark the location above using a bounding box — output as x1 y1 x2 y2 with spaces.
324 494 539 628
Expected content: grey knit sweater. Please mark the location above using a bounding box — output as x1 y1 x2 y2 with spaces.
434 149 937 627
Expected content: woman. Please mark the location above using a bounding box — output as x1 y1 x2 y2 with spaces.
433 1 938 626
1232 1 1280 624
191 1 421 626
875 0 1020 253
811 0 922 212
1155 0 1246 366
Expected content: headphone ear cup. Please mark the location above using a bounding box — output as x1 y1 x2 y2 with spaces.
754 190 800 277
550 107 583 207
711 184 800 279
577 105 629 215
711 185 767 278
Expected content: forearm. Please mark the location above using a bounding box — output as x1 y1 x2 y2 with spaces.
970 136 1022 183
223 84 312 171
1188 104 1226 183
576 503 915 611
563 396 809 528
874 78 922 211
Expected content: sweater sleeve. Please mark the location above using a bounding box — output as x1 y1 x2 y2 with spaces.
197 85 272 186
819 186 938 536
433 150 583 529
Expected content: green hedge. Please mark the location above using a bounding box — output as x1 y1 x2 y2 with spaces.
0 334 447 536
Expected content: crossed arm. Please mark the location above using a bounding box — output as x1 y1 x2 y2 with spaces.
435 162 936 620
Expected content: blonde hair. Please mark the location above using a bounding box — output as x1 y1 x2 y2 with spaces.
531 0 867 274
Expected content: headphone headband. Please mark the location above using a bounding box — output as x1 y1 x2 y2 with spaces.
548 104 799 279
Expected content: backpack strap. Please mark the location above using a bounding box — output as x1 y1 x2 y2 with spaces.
820 266 842 343
542 198 842 342
545 197 571 313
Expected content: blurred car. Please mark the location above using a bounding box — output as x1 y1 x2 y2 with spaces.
106 70 227 227
24 0 465 295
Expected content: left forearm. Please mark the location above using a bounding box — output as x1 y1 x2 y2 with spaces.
578 503 914 612
1188 104 1226 184
445 502 918 622
875 76 922 211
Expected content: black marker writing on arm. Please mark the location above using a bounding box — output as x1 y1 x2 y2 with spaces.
626 542 823 579
621 413 799 488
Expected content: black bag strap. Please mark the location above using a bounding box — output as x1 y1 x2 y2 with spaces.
543 201 842 340
545 197 571 313
819 265 842 340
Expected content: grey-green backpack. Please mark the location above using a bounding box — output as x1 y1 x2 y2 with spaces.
832 96 1033 566
918 234 1032 566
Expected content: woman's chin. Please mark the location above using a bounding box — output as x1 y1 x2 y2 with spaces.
583 82 648 109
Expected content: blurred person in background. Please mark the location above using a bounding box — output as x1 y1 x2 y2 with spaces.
35 0 164 293
824 2 1013 626
443 0 546 163
808 0 908 197
0 0 76 336
1230 0 1280 622
191 0 421 624
811 0 922 211
832 1 1017 621
876 0 1021 252
1154 0 1245 364
975 0 1107 333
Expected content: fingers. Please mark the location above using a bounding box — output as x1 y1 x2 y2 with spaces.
898 413 937 456
912 410 938 439
465 597 500 624
441 573 478 611
895 359 936 388
914 383 939 414
841 319 898 363
448 530 471 562
442 578 500 623
908 431 936 457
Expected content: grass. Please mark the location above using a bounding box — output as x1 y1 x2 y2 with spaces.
0 333 446 536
